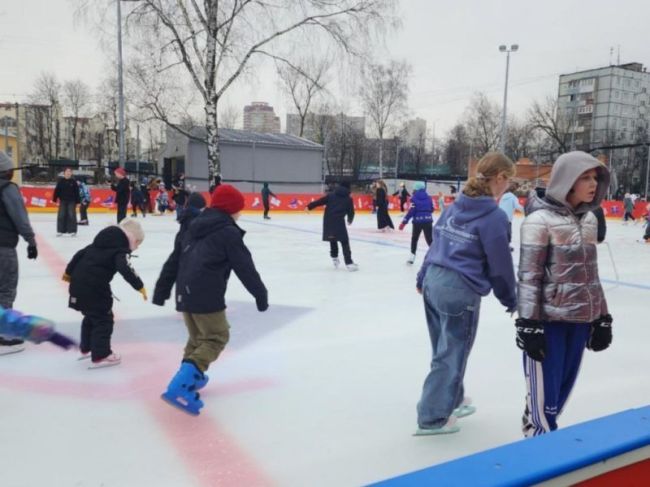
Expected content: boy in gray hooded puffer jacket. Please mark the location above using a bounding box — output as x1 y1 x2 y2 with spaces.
516 151 612 437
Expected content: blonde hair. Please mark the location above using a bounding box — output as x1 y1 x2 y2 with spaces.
463 152 515 197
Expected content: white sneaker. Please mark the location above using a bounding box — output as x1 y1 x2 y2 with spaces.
407 253 415 264
346 263 359 272
332 257 340 268
88 352 121 369
415 416 460 436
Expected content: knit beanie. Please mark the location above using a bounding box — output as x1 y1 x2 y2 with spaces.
187 192 207 210
414 181 425 191
114 167 126 178
210 184 245 214
0 151 13 172
119 218 145 250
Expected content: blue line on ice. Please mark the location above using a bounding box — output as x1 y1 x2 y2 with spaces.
242 218 650 292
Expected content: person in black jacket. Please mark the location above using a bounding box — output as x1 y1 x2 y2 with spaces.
306 181 358 271
52 167 80 236
172 173 188 221
392 182 411 213
63 218 147 368
159 184 267 415
0 151 38 355
375 179 394 231
152 192 206 305
130 181 145 218
111 168 130 223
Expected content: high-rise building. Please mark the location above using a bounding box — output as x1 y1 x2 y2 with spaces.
557 62 650 149
243 102 281 133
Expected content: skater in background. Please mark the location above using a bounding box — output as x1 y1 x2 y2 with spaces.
516 152 611 437
52 167 80 236
642 202 650 242
0 150 38 355
261 182 276 220
153 192 207 306
77 179 91 226
172 173 188 221
307 181 358 271
622 193 636 224
399 181 433 264
498 183 524 250
111 168 130 223
140 178 151 216
159 185 268 415
436 191 446 214
63 218 147 368
375 180 394 231
130 181 146 218
156 186 170 214
0 305 76 350
415 152 517 435
147 177 160 213
392 182 411 213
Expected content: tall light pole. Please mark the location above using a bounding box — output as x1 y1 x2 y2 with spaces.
499 44 519 154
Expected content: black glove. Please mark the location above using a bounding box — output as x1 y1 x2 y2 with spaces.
587 314 612 352
27 245 38 260
515 318 546 361
256 298 269 312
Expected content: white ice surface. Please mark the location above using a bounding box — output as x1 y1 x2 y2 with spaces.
1 211 649 487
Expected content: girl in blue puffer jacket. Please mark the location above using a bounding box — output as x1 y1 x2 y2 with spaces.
399 181 434 264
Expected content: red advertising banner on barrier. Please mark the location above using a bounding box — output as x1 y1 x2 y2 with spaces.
18 186 650 217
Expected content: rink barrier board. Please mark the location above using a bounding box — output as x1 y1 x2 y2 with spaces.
369 406 650 487
17 186 650 217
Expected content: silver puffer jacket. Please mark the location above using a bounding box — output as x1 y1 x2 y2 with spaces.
517 194 608 323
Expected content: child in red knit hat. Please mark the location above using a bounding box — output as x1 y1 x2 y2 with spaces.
159 184 268 415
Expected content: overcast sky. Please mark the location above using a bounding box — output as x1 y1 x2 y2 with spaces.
1 0 649 139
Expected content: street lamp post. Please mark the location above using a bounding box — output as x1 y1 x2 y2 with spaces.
499 44 519 154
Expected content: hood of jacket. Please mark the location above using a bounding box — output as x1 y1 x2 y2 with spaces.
453 193 500 223
411 188 430 203
189 207 243 239
545 151 610 215
92 226 130 251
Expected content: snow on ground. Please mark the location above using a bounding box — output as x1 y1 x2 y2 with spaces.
1 210 649 487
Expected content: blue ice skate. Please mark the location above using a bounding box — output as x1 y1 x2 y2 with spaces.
161 362 205 416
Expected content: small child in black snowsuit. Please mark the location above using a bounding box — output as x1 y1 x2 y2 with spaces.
63 218 147 368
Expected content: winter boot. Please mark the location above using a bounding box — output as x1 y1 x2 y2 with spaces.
406 253 415 265
161 361 205 416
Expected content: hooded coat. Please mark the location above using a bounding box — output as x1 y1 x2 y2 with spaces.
174 208 267 313
65 226 143 312
307 185 355 241
518 151 610 323
416 192 517 310
402 188 433 224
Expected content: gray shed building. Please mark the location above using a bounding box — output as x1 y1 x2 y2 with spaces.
160 127 325 193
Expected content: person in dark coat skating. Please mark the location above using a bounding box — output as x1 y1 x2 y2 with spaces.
130 181 146 217
111 168 130 223
63 218 147 368
399 181 433 264
261 182 276 220
157 184 268 416
306 182 358 271
52 167 80 236
375 180 394 231
392 182 411 213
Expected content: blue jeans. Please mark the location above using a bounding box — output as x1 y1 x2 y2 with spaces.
417 265 481 429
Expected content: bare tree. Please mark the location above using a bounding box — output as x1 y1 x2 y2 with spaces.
505 116 536 161
29 72 62 160
278 56 330 137
464 92 501 156
528 96 570 156
360 59 411 178
62 79 92 160
97 0 397 186
218 103 241 129
444 124 471 176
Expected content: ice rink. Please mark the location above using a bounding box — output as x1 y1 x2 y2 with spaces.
1 210 649 487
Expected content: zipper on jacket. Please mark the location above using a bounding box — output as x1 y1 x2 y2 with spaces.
575 214 594 320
